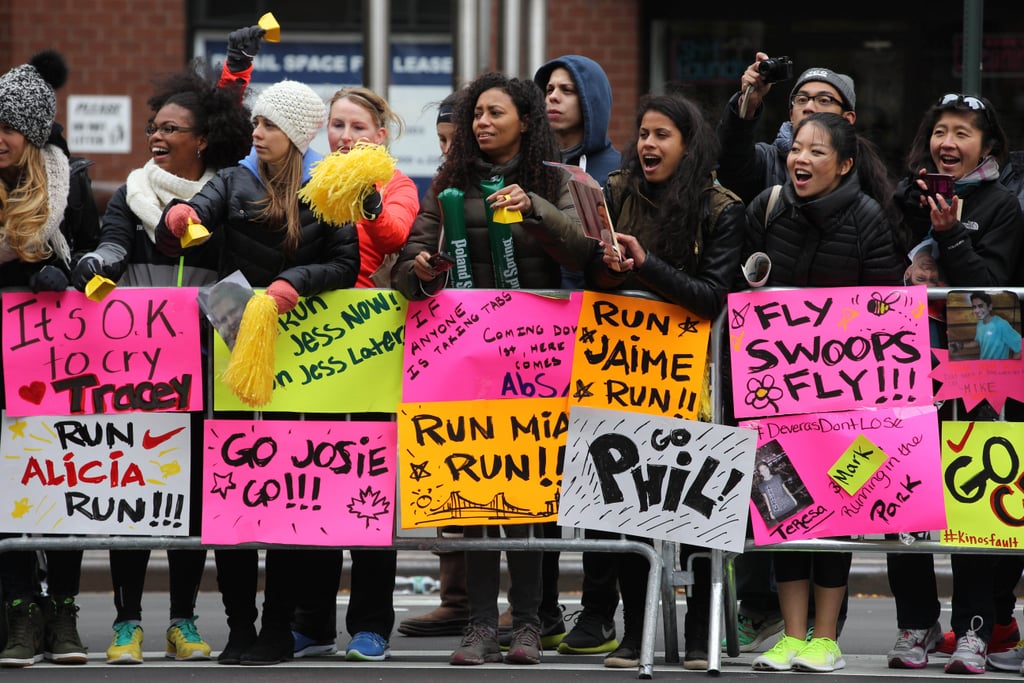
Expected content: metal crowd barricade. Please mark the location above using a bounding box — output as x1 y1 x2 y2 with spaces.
688 286 1024 675
0 287 667 679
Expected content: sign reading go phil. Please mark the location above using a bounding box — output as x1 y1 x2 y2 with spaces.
1 289 202 416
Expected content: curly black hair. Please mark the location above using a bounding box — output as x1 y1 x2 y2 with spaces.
147 59 252 171
431 71 561 202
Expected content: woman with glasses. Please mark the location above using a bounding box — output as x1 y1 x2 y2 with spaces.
886 93 1024 675
68 28 260 666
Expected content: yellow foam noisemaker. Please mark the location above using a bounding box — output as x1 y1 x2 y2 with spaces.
492 195 523 224
84 274 116 301
298 141 396 226
258 12 280 42
181 217 211 248
222 293 279 407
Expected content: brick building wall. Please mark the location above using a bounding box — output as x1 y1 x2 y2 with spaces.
0 1 638 196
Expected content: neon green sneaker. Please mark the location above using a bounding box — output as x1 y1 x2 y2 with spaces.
752 634 805 671
106 621 143 665
166 616 211 660
792 637 846 672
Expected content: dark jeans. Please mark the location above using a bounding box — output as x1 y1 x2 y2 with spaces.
463 524 542 629
0 546 82 601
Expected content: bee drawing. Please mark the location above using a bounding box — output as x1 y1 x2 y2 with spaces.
867 291 900 316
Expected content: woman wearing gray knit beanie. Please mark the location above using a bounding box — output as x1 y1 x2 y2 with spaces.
0 49 99 669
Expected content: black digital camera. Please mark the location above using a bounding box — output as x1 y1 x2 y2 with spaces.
757 56 794 84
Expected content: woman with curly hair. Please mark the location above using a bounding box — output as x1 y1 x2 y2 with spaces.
391 72 588 667
68 27 262 666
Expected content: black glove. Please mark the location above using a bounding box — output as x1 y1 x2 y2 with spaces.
30 265 69 293
362 189 383 221
71 253 102 292
226 25 266 73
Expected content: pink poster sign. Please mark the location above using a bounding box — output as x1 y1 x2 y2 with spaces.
742 406 944 545
728 285 932 419
202 419 397 546
2 288 202 416
402 290 581 402
930 348 1024 412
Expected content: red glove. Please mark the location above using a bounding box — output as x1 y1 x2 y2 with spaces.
266 280 299 314
166 204 199 238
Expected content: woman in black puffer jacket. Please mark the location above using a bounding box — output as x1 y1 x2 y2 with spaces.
742 112 903 674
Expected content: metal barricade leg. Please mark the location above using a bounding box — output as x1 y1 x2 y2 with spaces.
660 541 680 664
722 551 739 658
638 542 662 679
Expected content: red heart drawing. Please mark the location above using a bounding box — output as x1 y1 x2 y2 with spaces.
18 381 46 405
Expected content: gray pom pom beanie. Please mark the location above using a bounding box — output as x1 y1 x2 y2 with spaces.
251 80 326 154
0 50 68 148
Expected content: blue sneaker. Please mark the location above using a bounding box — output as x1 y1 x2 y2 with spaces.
292 630 337 658
345 631 390 662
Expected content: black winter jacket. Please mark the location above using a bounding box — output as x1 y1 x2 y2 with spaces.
585 171 745 321
745 171 904 288
156 151 360 292
895 175 1023 286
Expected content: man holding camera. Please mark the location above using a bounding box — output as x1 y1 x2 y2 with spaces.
716 53 856 204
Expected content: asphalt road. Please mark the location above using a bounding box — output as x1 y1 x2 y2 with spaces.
11 587 1024 681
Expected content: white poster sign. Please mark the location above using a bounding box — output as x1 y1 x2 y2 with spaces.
67 95 131 154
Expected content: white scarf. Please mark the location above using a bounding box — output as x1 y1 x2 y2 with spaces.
0 144 70 265
126 159 214 242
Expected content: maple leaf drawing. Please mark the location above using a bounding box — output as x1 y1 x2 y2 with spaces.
347 486 391 527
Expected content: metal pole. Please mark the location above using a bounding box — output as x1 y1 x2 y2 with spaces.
364 0 390 93
502 0 522 77
455 0 479 88
961 0 984 95
526 0 547 78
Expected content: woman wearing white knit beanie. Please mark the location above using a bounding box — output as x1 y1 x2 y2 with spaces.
153 79 360 664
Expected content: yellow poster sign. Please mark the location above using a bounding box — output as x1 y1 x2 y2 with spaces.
829 434 888 495
569 290 710 418
397 397 567 527
213 289 406 413
941 421 1024 549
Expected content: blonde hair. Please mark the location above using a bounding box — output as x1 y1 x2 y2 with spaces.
329 87 405 145
0 144 52 262
256 144 305 255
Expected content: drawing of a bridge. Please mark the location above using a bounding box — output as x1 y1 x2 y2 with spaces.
418 490 556 524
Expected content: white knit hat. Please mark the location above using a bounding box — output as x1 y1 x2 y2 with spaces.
251 80 326 154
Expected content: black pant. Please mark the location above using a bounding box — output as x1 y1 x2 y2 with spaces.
110 548 206 622
888 551 994 640
0 545 81 602
290 549 397 640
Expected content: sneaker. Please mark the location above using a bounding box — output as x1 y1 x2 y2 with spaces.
683 647 709 670
792 637 846 672
106 621 144 665
293 630 337 658
499 607 565 650
945 616 987 675
887 622 942 669
239 628 294 666
0 599 43 667
345 631 390 662
938 617 1018 656
987 638 1024 672
43 597 87 664
752 634 805 671
450 623 502 665
505 623 541 665
603 643 640 668
166 616 212 660
723 611 785 652
557 609 618 654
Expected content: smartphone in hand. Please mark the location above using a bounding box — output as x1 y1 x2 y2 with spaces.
428 252 456 273
922 173 954 200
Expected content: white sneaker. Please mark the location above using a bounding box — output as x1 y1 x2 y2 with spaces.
945 616 987 675
987 638 1024 672
887 621 942 669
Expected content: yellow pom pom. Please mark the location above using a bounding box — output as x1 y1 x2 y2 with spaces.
222 293 279 407
299 141 396 226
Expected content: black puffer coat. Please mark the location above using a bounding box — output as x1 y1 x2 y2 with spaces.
745 171 904 287
157 152 360 292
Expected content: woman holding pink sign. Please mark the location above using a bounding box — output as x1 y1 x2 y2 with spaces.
742 112 903 674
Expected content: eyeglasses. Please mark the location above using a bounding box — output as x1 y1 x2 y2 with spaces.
937 93 986 111
790 93 842 108
145 123 195 136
